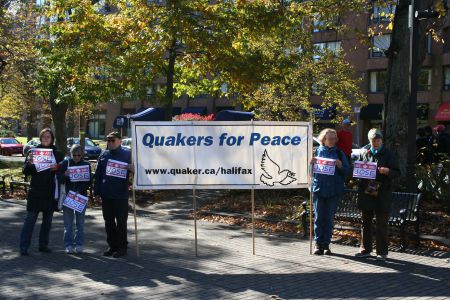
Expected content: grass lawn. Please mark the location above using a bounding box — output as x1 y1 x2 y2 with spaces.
16 137 29 144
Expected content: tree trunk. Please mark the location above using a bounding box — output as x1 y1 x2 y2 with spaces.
164 43 176 121
50 99 68 156
383 0 433 188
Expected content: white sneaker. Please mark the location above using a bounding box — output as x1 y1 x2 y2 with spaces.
65 246 74 254
74 246 83 254
376 255 387 261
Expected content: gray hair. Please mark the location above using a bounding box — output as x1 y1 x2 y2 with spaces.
70 144 83 154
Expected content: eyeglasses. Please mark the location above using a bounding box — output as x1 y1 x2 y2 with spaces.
107 139 116 142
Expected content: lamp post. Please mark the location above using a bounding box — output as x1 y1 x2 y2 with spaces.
354 106 361 146
406 1 447 192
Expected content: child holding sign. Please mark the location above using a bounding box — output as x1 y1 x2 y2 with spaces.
58 145 92 254
311 128 349 255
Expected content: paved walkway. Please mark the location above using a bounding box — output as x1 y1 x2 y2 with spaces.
0 192 449 300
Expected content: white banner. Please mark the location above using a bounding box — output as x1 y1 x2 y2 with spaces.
313 157 336 176
63 190 89 213
353 161 377 180
32 148 55 172
132 121 312 189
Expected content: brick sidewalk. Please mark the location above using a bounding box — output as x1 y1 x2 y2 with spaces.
0 197 449 300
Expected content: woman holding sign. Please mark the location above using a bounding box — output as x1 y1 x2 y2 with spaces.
58 145 92 254
312 128 349 255
354 128 399 261
19 128 64 256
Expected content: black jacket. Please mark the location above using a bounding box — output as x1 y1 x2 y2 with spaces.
357 147 400 212
57 158 92 196
23 144 64 212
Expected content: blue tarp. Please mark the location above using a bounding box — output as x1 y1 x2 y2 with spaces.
113 107 165 128
213 110 254 121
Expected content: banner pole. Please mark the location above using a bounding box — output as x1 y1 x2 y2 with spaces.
193 187 198 257
252 188 255 255
130 118 139 257
309 120 314 255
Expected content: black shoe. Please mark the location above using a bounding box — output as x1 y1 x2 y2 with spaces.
313 244 323 255
38 247 51 253
323 244 332 255
112 249 127 258
20 250 29 256
103 248 116 256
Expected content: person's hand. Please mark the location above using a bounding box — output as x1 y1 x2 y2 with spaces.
310 158 315 165
378 167 390 175
335 159 343 169
50 164 58 171
64 170 69 176
27 152 34 164
127 163 134 173
95 195 101 204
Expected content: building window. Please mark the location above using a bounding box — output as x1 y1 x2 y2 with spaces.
372 4 395 23
88 112 106 139
313 16 340 32
444 67 450 90
369 70 387 93
370 34 391 58
444 27 450 52
313 41 341 59
418 68 431 91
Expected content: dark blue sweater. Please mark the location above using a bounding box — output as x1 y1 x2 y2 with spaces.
312 145 350 198
58 159 92 196
94 146 131 200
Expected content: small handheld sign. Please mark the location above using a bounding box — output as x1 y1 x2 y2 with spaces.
32 148 54 172
68 165 90 182
63 191 89 213
106 159 128 179
313 157 336 176
353 161 377 180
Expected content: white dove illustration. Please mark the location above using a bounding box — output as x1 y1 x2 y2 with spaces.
260 149 297 186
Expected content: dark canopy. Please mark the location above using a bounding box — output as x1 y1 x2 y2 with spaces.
213 110 254 121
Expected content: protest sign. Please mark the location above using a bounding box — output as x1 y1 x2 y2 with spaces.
63 191 89 213
313 158 336 176
68 165 90 182
106 159 128 179
353 161 377 180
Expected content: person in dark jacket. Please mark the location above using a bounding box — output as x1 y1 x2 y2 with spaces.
19 128 64 256
355 128 400 261
58 144 92 254
312 128 350 255
94 132 132 258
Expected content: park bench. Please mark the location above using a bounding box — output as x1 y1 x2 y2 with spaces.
0 176 5 194
9 175 30 194
301 189 422 250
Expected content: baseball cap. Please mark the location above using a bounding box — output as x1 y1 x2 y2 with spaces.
342 119 352 125
106 132 122 140
368 128 383 140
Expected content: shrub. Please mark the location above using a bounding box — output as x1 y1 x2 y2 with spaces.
173 113 215 121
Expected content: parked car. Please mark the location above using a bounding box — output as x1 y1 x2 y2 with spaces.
0 138 24 156
67 137 103 159
121 138 132 150
351 143 370 160
23 138 40 156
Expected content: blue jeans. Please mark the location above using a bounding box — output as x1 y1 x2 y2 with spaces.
20 210 54 252
313 194 339 245
63 206 85 248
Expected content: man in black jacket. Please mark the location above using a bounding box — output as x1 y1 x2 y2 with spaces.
355 128 400 261
94 132 132 258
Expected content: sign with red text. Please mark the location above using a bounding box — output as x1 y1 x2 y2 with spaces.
32 148 55 172
313 157 336 176
63 191 89 213
68 165 90 182
106 159 128 179
353 161 377 180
